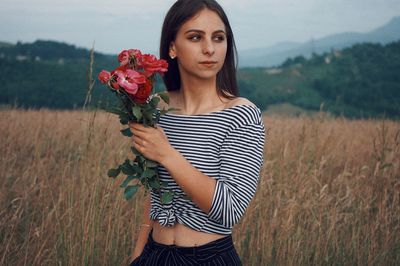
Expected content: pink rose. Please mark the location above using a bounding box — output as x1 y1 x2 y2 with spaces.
114 68 146 95
110 65 129 90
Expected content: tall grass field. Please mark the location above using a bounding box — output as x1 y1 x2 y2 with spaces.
1 109 399 265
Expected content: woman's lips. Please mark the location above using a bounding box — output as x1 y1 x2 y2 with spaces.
199 61 217 67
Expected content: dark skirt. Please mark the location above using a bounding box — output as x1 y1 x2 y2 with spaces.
129 231 242 266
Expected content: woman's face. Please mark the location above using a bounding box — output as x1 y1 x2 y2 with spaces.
170 8 228 82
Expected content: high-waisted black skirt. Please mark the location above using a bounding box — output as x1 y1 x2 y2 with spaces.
129 231 242 266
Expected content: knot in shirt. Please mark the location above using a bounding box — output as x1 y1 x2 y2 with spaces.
157 208 176 226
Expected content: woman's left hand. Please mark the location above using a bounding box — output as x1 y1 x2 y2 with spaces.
129 122 173 163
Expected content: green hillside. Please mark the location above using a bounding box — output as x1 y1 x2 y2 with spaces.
0 40 115 108
239 42 400 118
0 40 399 118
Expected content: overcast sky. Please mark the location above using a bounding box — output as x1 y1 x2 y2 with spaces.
1 0 400 54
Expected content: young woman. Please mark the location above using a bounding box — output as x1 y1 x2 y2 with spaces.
129 0 265 265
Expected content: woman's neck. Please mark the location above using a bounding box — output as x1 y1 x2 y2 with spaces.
177 77 227 115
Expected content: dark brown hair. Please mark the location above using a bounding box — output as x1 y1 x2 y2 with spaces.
160 0 238 98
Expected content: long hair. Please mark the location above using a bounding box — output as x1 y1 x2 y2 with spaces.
159 0 238 98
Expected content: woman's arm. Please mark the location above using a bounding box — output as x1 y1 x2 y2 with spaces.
130 194 153 261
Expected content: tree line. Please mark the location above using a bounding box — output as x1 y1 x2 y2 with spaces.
0 40 399 118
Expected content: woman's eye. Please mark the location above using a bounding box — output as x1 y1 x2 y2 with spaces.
213 35 225 42
188 35 201 41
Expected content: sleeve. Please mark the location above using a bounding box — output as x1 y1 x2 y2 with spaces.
207 121 265 227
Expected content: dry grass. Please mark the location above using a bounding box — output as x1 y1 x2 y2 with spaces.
1 109 399 265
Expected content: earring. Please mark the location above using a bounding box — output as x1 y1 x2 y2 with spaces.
170 54 176 59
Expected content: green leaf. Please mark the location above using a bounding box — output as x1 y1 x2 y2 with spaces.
154 110 161 121
120 175 136 188
120 127 133 137
146 160 158 168
161 191 174 204
136 155 145 164
131 162 141 172
132 105 142 121
120 118 129 125
119 112 130 125
150 97 160 107
149 179 161 189
142 103 153 112
107 167 121 178
143 109 154 122
158 92 170 104
121 160 137 175
124 185 139 200
131 146 141 156
141 169 156 179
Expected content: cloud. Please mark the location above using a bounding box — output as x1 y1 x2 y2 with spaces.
1 0 399 53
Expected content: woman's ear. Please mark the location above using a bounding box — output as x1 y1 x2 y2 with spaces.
169 43 177 59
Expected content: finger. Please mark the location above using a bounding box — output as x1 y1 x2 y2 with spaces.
132 133 142 143
132 134 145 145
133 141 142 152
129 122 146 132
131 135 138 146
128 121 139 129
129 123 136 133
137 124 153 132
131 130 146 139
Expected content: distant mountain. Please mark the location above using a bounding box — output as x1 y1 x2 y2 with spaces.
0 41 13 48
240 41 301 59
239 16 400 67
0 39 108 61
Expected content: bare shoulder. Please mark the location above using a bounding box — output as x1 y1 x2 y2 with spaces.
226 97 257 108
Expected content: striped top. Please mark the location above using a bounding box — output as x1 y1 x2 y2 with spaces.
149 104 265 235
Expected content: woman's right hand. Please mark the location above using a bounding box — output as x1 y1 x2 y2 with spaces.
129 122 174 165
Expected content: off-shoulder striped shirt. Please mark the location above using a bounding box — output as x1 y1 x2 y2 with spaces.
149 104 265 235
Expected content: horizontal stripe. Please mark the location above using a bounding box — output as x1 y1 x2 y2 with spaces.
150 105 265 234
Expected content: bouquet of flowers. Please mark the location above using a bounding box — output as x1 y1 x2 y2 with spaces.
98 49 173 203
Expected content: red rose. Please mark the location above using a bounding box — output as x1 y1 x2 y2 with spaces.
140 54 168 77
118 49 142 66
130 79 152 103
98 70 111 84
111 65 127 75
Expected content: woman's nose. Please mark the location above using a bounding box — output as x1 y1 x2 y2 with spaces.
202 39 215 56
